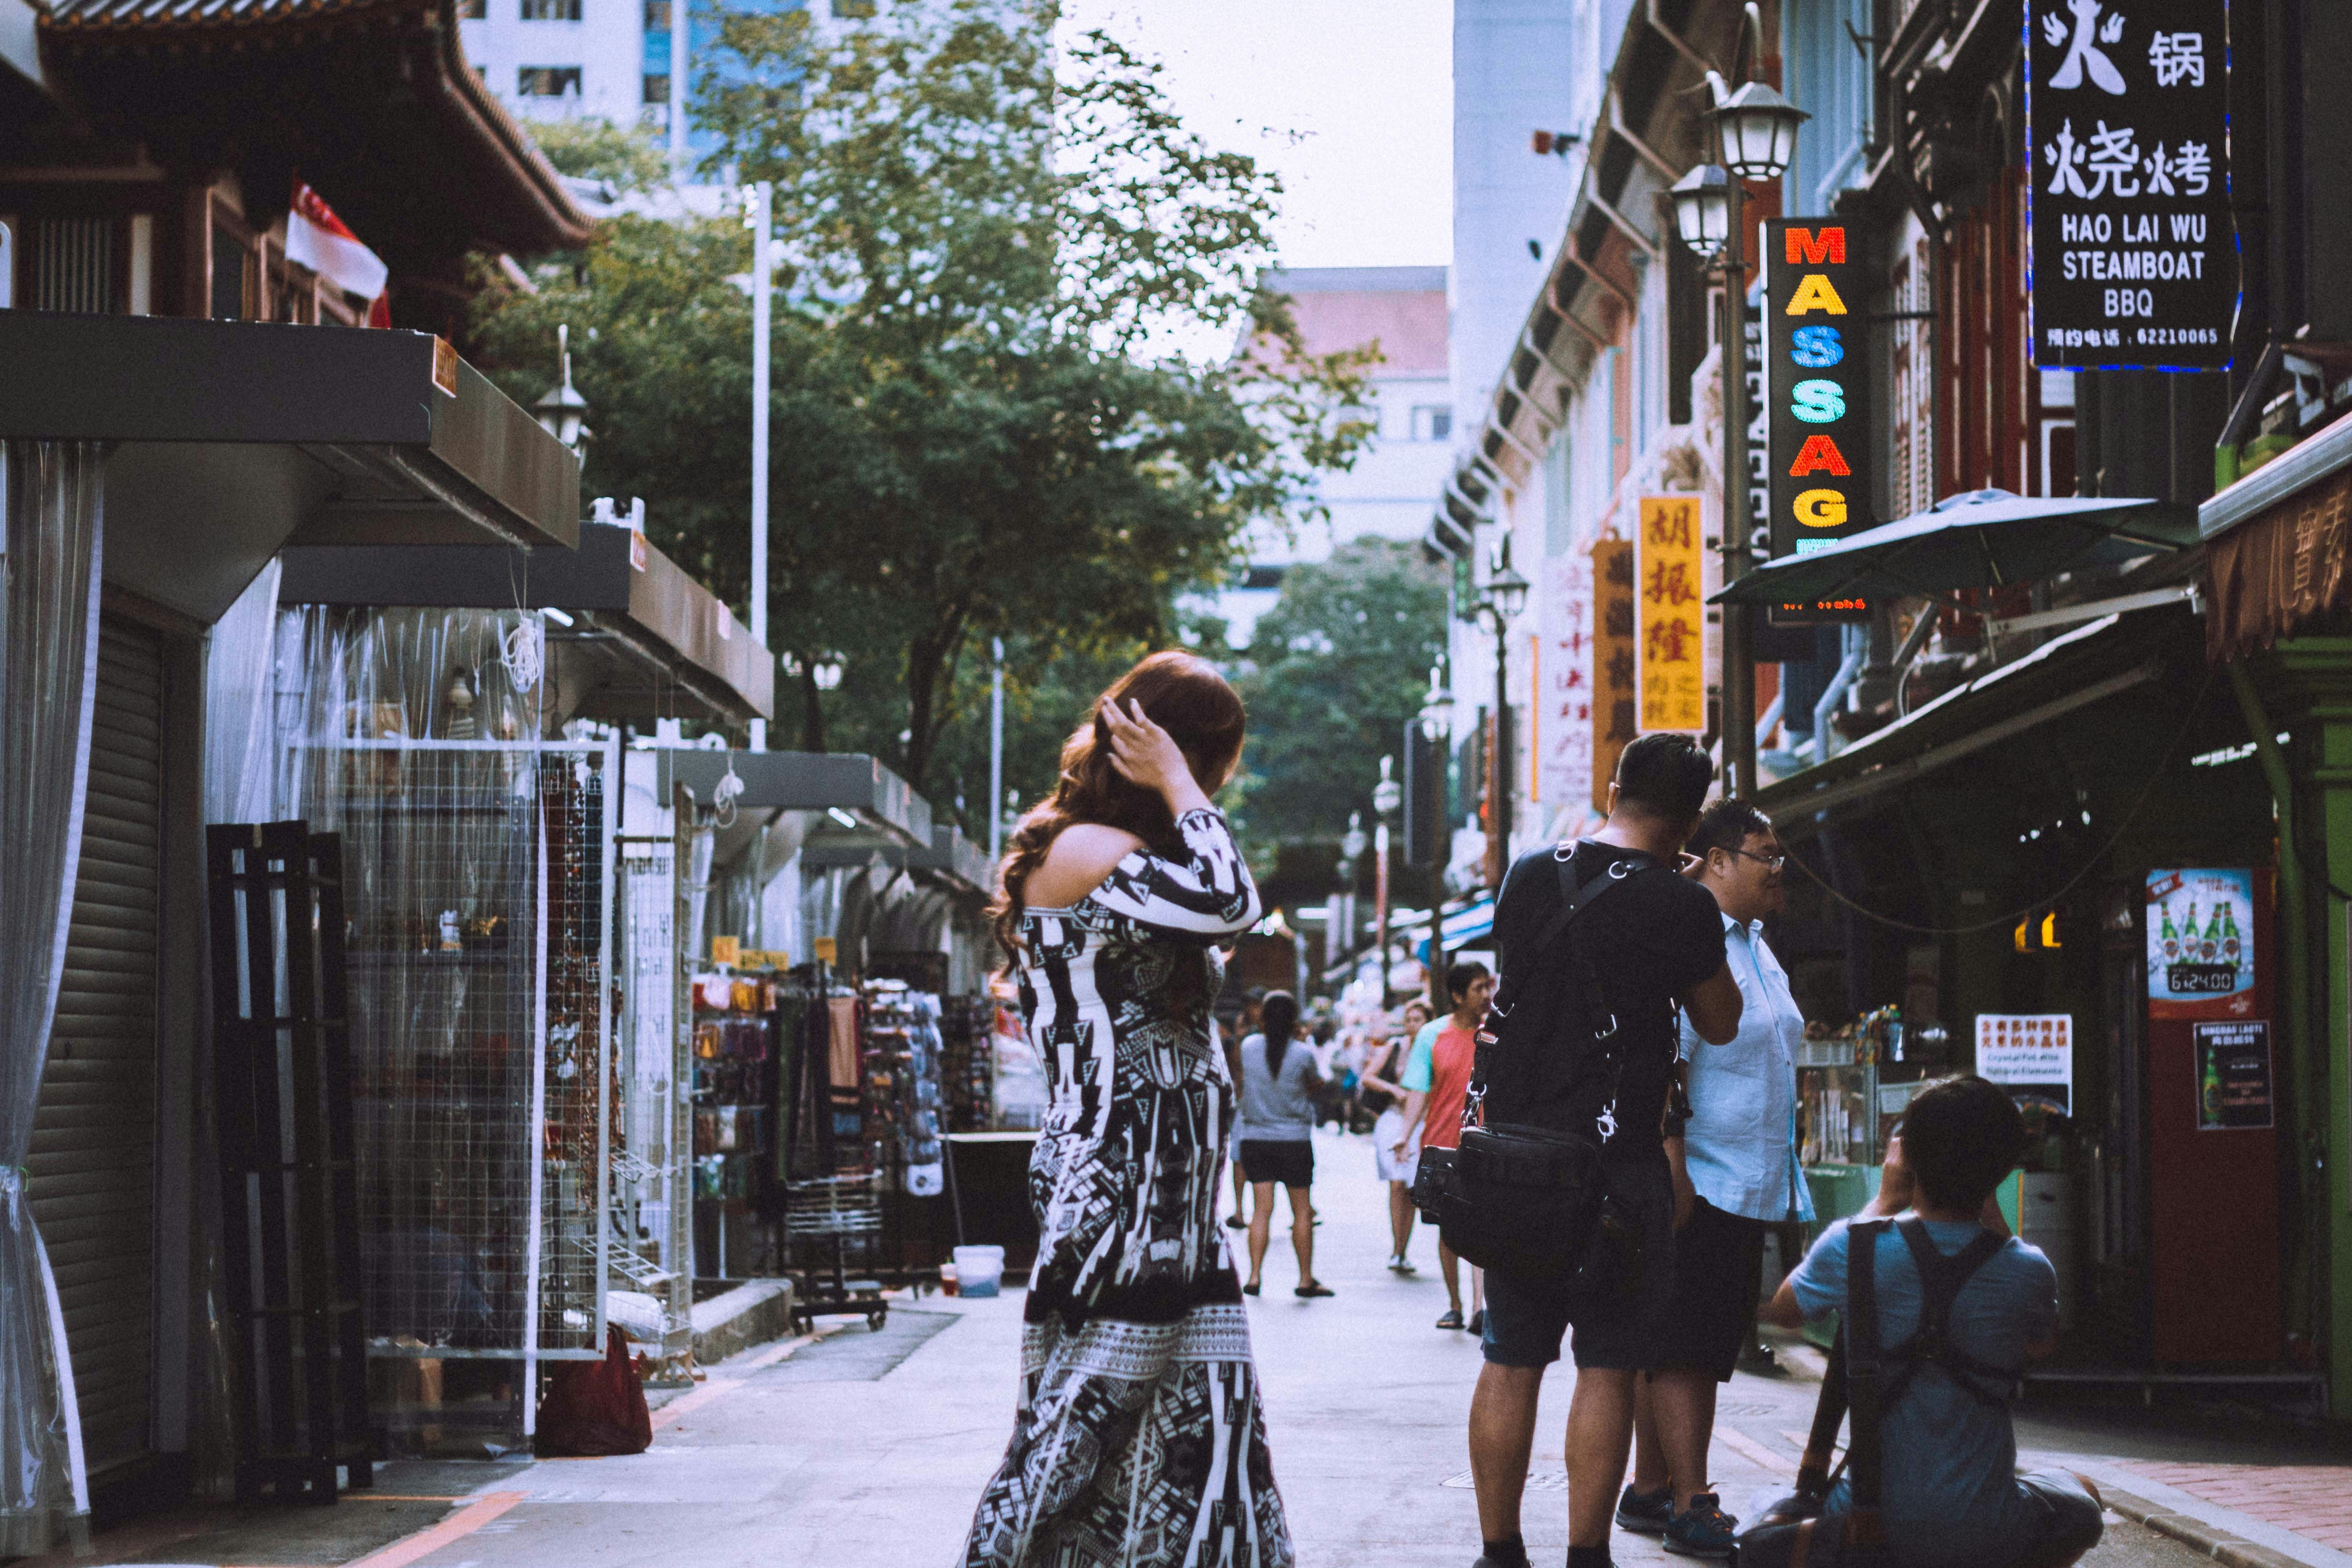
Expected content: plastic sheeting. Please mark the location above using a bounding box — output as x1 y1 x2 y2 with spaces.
273 609 610 1398
203 560 281 827
0 441 102 1557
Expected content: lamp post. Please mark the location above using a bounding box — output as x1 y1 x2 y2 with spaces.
533 323 591 457
1470 537 1531 879
1669 74 1805 801
746 179 774 752
1337 811 1368 975
1416 664 1456 1006
1371 755 1402 1003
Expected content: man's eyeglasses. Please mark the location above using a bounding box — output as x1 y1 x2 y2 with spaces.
1729 848 1787 871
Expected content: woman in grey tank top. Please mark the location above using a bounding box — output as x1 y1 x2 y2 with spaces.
1235 992 1332 1298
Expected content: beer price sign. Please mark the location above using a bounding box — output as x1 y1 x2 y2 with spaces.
2145 867 2254 1005
1763 220 1873 623
2027 0 2236 370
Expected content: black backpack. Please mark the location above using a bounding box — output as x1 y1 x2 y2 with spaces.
1410 842 1665 1282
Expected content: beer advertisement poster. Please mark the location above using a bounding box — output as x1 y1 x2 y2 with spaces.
1762 220 1872 623
2026 0 2235 369
2145 867 2254 1010
2191 1020 2274 1131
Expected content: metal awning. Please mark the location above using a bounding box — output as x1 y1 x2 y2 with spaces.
1712 490 2194 609
654 749 932 849
1753 610 2182 823
0 312 579 624
278 521 772 724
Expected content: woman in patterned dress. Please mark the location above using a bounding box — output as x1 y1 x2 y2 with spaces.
962 651 1292 1568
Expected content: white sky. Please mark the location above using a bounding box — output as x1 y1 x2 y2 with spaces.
1058 0 1453 272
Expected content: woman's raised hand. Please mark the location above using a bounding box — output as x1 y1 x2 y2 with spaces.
1105 699 1213 816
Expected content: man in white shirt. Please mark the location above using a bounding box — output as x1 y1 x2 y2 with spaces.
1619 799 1814 1559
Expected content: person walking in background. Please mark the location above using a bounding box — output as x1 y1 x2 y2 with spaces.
962 651 1292 1568
1237 991 1333 1299
1394 961 1492 1330
1619 800 1814 1559
1227 987 1268 1231
1360 1000 1430 1274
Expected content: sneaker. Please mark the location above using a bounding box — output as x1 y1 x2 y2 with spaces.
1617 1483 1675 1535
1737 1341 1790 1378
1435 1307 1464 1330
1389 1254 1419 1275
1663 1492 1738 1559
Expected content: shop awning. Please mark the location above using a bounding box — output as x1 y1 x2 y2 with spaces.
2199 411 2352 660
1754 610 2180 822
1417 897 1496 960
802 827 995 897
0 311 579 624
1712 490 2195 608
279 521 772 725
654 750 933 849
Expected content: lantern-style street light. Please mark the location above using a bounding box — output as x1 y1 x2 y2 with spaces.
533 322 591 457
1418 663 1455 742
1467 536 1532 860
1666 68 1804 800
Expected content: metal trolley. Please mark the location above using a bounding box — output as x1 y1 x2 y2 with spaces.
784 1172 889 1332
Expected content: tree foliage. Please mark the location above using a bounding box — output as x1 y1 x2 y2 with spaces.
1228 537 1450 855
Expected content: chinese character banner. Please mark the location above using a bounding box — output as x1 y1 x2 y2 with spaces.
1539 551 1597 819
1636 497 1706 733
2027 0 2235 370
1591 538 1637 810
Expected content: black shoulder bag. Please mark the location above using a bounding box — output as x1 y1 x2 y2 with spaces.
1410 844 1661 1282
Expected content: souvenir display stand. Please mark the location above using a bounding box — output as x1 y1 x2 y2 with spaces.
612 794 693 1369
689 968 782 1277
778 959 889 1332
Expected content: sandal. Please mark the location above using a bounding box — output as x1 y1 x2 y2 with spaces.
1242 1281 1260 1296
1294 1282 1335 1298
1435 1308 1464 1330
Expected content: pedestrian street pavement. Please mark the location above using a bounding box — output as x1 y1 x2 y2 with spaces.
34 1124 2345 1568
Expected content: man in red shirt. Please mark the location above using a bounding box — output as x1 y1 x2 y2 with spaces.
1394 959 1494 1330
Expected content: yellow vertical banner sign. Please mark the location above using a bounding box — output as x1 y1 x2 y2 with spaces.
1590 538 1636 812
1635 497 1706 733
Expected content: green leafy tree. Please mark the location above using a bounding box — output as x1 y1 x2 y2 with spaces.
1228 537 1449 855
527 116 670 192
687 0 1372 792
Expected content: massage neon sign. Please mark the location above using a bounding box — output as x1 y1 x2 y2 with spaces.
1763 219 1873 623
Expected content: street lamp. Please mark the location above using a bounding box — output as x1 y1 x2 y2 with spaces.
533 322 591 457
1418 663 1455 742
1468 536 1531 869
1371 755 1402 1003
1667 70 1804 801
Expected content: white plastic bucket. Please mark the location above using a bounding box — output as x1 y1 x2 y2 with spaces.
953 1245 1006 1299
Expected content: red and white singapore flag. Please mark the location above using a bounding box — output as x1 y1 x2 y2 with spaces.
286 178 391 326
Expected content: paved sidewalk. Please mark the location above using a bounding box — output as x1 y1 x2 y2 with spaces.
28 1125 2344 1568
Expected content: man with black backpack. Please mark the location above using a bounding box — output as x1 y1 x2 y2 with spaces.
1460 734 1744 1568
1758 1077 2104 1568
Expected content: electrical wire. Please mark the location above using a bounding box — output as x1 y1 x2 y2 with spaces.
1777 663 2219 937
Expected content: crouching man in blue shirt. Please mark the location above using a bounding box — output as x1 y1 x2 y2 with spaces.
1760 1077 2106 1568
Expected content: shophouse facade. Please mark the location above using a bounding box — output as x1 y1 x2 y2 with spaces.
1427 0 2349 1408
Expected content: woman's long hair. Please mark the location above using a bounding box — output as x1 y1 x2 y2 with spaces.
1258 991 1301 1076
990 650 1247 956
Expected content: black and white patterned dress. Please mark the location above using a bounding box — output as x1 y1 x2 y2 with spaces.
962 808 1292 1568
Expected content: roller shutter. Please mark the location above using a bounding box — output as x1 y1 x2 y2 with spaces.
29 619 162 1475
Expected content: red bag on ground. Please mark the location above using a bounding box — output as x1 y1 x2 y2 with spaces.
535 1324 653 1456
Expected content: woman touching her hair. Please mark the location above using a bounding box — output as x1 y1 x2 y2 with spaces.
961 651 1293 1568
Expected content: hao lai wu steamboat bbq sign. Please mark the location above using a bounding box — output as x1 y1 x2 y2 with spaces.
2028 0 2236 371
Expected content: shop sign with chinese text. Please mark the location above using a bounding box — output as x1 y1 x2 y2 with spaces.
1591 538 1636 809
2028 0 2235 370
2144 867 2253 1006
1975 1012 2073 1111
1539 551 1598 820
1635 498 1705 732
1764 220 1873 623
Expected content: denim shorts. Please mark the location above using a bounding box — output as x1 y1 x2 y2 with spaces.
1481 1151 1677 1370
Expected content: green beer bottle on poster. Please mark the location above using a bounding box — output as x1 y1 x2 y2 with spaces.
2201 905 2223 962
2220 901 2242 963
2159 906 2181 962
2201 1047 2225 1121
